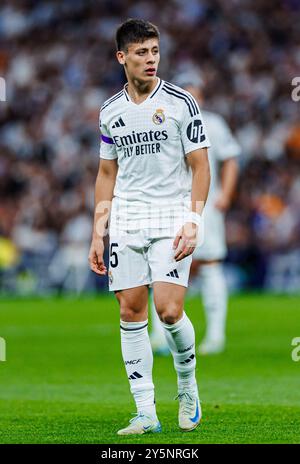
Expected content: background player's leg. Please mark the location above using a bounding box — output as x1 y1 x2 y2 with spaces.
149 288 169 355
198 261 227 354
115 286 158 422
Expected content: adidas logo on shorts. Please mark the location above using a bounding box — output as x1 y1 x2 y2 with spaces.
166 269 179 278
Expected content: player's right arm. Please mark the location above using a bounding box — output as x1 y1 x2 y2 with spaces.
89 158 118 275
89 107 118 275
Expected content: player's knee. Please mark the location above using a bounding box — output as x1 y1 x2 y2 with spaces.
156 302 182 325
120 305 136 321
160 313 181 325
116 288 148 322
120 304 145 321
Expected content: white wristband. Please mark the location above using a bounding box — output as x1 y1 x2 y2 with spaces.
186 211 202 227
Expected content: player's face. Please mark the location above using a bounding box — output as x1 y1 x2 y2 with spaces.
117 38 160 83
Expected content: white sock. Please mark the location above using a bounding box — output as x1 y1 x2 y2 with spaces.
199 263 228 342
120 319 157 419
149 289 168 345
162 313 197 394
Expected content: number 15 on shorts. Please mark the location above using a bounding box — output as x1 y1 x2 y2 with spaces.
110 243 119 268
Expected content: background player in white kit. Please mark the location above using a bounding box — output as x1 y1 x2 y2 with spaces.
88 20 211 435
150 70 241 355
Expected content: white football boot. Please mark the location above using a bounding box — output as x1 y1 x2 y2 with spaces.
176 391 202 431
117 413 162 436
198 337 225 355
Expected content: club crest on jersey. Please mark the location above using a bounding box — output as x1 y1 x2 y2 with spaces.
152 109 165 125
108 271 113 285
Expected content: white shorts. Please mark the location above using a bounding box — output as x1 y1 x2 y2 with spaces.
193 203 227 261
108 229 192 292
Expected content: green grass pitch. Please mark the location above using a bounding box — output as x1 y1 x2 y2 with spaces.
0 293 300 444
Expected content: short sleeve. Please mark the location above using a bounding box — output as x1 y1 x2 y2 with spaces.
99 111 117 160
213 116 241 161
179 94 211 156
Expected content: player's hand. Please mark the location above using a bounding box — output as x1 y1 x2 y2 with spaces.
214 194 230 212
88 238 107 275
173 222 198 262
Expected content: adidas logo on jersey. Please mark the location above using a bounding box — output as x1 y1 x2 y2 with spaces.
166 269 179 278
112 117 125 128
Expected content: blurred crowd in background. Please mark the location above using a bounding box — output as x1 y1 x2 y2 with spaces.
0 0 299 295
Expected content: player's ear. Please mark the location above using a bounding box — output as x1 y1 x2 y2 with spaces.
116 50 126 65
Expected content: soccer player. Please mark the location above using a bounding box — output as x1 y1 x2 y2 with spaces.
89 20 211 435
150 70 240 355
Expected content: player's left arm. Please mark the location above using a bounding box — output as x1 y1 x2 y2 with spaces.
173 148 210 261
215 157 239 212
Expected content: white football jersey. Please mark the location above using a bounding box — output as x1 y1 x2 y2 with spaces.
192 110 241 260
99 78 210 230
202 110 241 205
